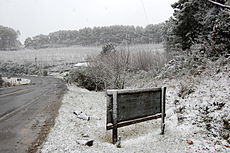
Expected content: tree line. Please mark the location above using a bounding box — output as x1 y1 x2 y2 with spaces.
24 24 164 49
1 0 229 57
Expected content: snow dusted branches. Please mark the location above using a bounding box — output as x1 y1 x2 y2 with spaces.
208 0 230 9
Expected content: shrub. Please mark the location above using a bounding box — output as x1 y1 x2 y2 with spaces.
69 44 168 91
68 44 130 90
43 70 48 76
101 43 116 55
178 80 195 99
89 45 130 89
69 68 104 91
0 75 4 87
0 61 40 76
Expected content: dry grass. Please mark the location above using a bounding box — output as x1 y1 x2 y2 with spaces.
0 44 164 66
117 43 164 53
67 43 167 90
119 43 167 72
0 46 101 65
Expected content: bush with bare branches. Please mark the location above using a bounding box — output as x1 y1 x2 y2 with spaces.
0 75 4 87
87 45 130 90
69 44 168 91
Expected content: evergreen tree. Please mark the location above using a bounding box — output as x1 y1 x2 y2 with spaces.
171 0 230 56
171 0 203 50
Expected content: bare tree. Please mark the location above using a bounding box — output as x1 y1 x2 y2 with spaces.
87 45 130 90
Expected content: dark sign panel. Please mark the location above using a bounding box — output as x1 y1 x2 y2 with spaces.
106 87 166 144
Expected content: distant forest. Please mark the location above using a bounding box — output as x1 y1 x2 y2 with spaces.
24 24 164 49
1 0 229 58
0 25 21 50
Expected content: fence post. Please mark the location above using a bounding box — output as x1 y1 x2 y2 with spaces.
161 87 166 134
112 91 118 144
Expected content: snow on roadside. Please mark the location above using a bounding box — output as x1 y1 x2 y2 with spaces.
2 77 31 86
38 84 200 153
38 59 229 153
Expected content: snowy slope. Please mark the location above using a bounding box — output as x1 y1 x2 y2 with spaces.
39 57 230 153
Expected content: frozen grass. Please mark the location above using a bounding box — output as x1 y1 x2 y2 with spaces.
0 44 164 66
0 46 101 65
118 43 167 72
117 43 164 53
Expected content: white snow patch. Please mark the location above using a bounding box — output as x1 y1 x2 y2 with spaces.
2 77 31 86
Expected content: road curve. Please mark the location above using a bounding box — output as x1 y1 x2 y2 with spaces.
0 76 66 153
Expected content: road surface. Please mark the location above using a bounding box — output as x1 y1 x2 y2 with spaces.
0 76 66 153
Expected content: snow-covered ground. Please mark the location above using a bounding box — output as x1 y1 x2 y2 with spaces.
38 86 188 153
38 58 229 153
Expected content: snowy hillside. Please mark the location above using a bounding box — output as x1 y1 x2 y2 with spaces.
38 56 230 153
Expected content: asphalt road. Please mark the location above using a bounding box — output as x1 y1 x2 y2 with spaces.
0 76 66 153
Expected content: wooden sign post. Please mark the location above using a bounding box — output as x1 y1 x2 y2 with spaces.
106 87 166 144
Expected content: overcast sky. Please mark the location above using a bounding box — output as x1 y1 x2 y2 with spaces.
0 0 177 42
